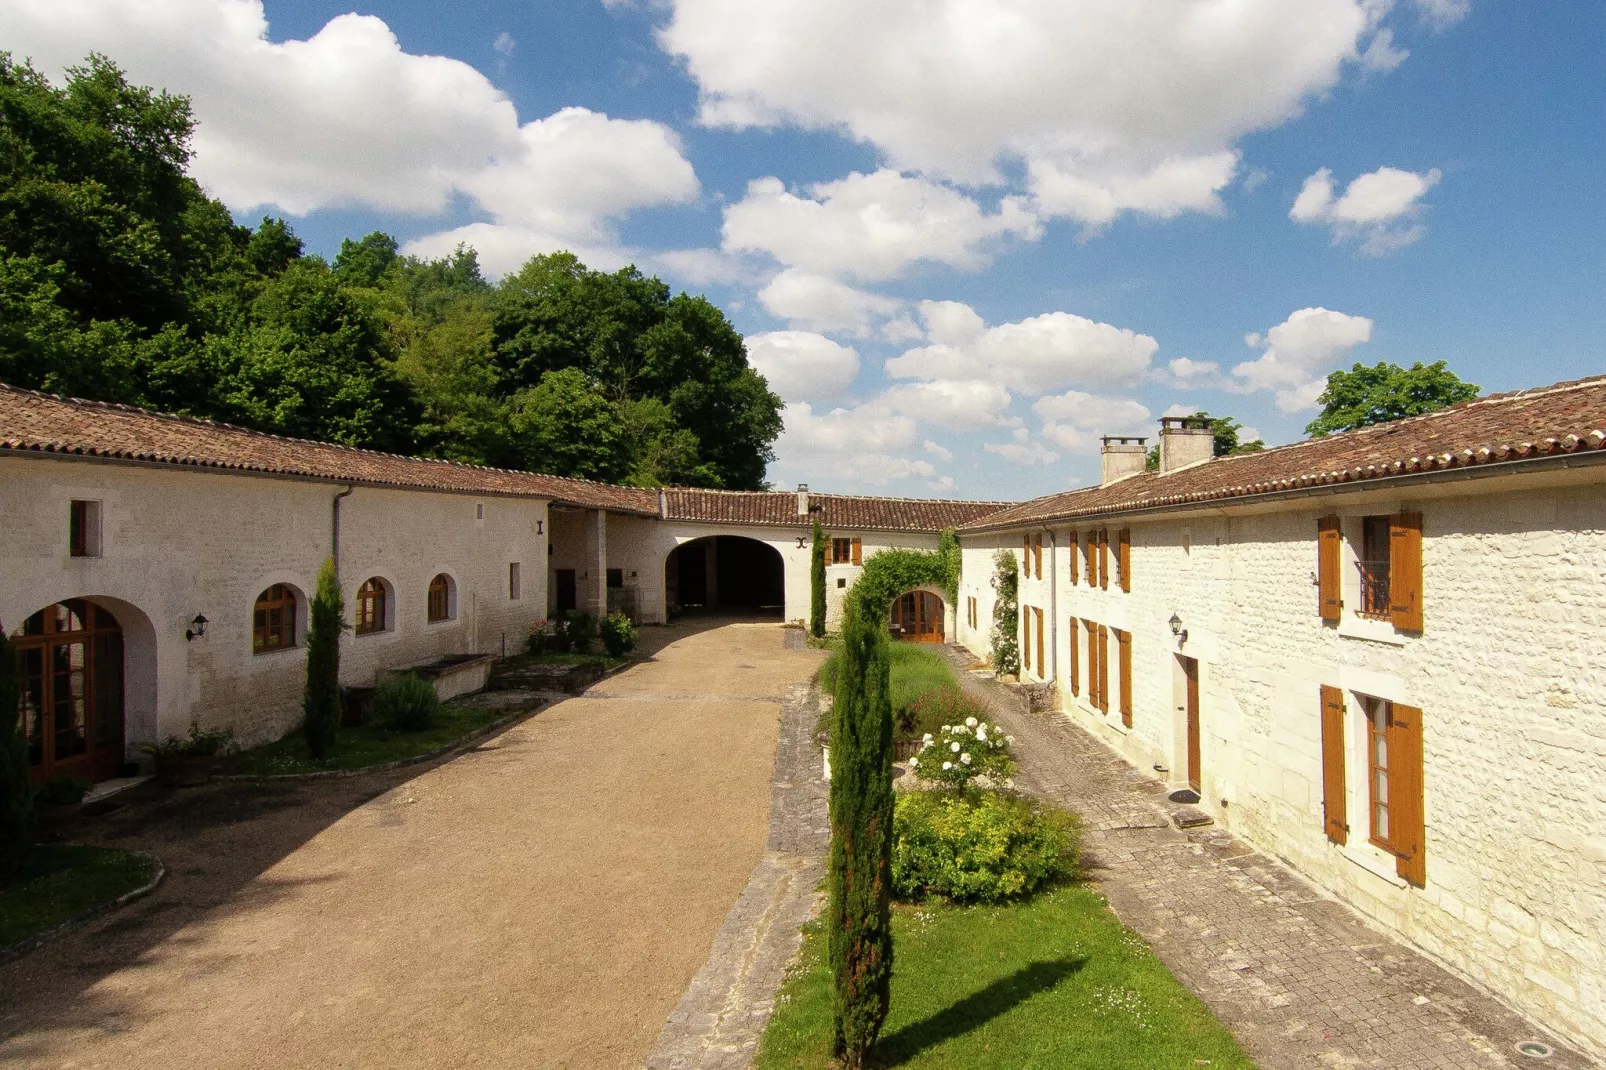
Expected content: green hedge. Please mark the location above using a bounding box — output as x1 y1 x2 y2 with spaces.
892 790 1080 904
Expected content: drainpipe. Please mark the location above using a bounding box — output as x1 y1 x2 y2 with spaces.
331 485 355 578
1046 527 1058 690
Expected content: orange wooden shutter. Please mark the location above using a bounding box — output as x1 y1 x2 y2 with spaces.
1024 534 1031 574
1097 625 1109 712
1319 685 1348 845
1023 608 1032 671
1318 515 1342 622
1034 536 1043 579
1389 512 1423 632
1069 620 1080 695
1035 607 1045 675
1068 531 1080 584
851 537 862 565
1117 528 1132 592
1117 630 1132 727
1390 703 1427 887
1098 530 1110 589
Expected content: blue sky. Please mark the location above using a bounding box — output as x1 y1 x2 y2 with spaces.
4 1 1603 499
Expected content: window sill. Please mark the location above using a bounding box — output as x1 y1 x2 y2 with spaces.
1342 843 1409 889
1337 615 1405 647
249 645 303 662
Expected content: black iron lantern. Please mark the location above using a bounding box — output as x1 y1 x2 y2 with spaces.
186 613 209 641
1168 613 1187 644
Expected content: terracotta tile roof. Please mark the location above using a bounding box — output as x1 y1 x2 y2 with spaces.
0 384 661 514
662 489 1013 533
960 375 1606 533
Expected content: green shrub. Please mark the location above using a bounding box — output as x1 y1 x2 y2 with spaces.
145 721 234 757
895 683 989 740
373 672 440 731
599 612 636 656
892 790 1080 904
563 611 596 654
33 772 89 807
990 550 1020 676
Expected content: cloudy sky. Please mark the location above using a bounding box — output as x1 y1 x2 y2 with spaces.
4 0 1603 498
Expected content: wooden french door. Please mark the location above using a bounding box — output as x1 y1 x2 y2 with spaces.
889 591 944 643
13 600 125 784
1181 655 1201 791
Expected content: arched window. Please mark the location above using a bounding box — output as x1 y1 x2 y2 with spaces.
254 584 298 653
355 578 388 635
427 574 453 623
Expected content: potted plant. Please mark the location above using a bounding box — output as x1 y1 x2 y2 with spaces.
526 618 551 655
34 772 90 842
145 721 234 787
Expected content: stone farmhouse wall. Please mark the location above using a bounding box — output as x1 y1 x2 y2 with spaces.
1 457 548 749
957 465 1606 1059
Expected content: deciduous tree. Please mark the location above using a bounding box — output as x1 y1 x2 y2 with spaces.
1306 360 1480 436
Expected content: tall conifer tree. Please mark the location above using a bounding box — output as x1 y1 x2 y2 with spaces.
0 625 35 884
303 559 344 760
810 521 827 638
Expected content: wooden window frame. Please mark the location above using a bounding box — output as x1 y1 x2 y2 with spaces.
427 574 453 623
253 584 298 653
69 499 102 558
1356 515 1393 620
355 578 388 636
1359 693 1427 886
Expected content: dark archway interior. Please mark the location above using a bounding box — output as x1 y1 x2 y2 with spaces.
667 536 785 615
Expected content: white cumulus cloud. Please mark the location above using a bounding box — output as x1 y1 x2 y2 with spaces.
886 301 1159 394
773 401 936 485
1291 165 1442 255
881 380 1015 430
744 331 860 403
1033 391 1153 453
985 429 1060 467
660 0 1408 226
723 171 1039 281
757 269 901 336
1233 307 1374 411
0 0 698 277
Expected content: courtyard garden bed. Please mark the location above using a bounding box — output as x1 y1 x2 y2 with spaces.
817 642 982 748
1 845 162 952
755 887 1255 1069
225 697 514 776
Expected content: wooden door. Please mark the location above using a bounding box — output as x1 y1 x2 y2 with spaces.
890 591 944 643
1182 655 1201 791
14 600 125 783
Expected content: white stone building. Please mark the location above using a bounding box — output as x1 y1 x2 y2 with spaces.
954 379 1606 1060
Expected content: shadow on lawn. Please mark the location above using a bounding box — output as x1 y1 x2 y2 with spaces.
874 955 1087 1065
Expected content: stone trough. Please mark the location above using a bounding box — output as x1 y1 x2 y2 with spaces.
385 653 497 702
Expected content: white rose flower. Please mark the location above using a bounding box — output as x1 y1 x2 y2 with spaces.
951 742 961 753
975 727 988 742
1007 735 1016 745
965 716 978 728
922 733 934 743
941 725 951 733
960 752 972 764
942 761 953 770
908 757 919 768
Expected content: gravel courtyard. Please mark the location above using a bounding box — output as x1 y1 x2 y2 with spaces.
0 618 821 1070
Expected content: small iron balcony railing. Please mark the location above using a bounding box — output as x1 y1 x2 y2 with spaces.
1354 559 1391 619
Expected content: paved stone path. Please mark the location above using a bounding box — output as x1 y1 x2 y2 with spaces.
0 619 819 1070
945 648 1598 1070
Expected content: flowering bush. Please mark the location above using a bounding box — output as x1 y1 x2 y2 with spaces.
907 716 1015 789
892 789 1080 903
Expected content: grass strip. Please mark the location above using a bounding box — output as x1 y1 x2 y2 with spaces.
0 845 159 948
757 886 1255 1069
227 700 504 775
818 642 970 739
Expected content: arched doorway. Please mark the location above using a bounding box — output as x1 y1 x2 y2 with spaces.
889 590 945 643
13 599 125 783
666 536 785 617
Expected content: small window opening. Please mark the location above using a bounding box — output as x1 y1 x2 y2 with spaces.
509 562 522 600
69 500 101 558
836 577 846 589
606 568 623 588
1356 516 1392 619
1361 694 1394 848
476 503 484 520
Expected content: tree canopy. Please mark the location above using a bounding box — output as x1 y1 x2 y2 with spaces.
1305 360 1480 436
0 54 782 489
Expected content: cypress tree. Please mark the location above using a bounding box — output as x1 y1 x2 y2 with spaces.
828 596 894 1067
810 520 827 639
0 625 35 885
303 558 344 760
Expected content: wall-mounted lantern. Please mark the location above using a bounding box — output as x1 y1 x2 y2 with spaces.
1168 612 1188 645
186 613 209 641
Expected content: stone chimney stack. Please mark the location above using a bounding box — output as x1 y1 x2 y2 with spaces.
1158 416 1214 473
796 483 810 517
1100 436 1148 486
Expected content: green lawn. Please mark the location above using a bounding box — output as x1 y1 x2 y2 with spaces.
1 844 159 948
817 641 977 739
757 888 1255 1070
515 650 627 667
227 700 505 775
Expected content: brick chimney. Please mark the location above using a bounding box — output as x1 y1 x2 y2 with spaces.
1100 436 1148 486
796 483 810 517
1158 416 1214 473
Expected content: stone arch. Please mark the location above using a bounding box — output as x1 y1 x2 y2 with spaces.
665 535 785 617
888 586 947 643
352 572 398 636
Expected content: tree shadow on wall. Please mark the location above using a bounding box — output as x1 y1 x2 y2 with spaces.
874 955 1086 1066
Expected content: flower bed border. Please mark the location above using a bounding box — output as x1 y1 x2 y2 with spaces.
0 850 166 966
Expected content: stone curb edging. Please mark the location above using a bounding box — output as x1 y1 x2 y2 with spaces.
216 697 553 782
0 851 167 967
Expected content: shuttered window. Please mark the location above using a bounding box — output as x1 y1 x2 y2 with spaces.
1097 530 1109 590
1389 512 1423 631
1082 619 1098 708
1069 531 1080 584
1033 535 1043 579
851 538 862 566
1361 695 1428 888
1318 515 1342 621
1319 685 1348 845
1069 619 1080 696
1117 528 1131 592
1116 628 1132 727
1083 536 1096 588
831 537 849 564
1024 535 1031 577
1035 606 1045 676
1095 624 1109 712
1022 606 1032 672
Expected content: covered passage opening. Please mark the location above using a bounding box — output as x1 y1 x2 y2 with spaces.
889 589 945 643
666 536 785 617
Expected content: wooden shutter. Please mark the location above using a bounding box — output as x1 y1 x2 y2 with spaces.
1117 528 1132 592
1068 531 1080 584
1022 608 1032 671
851 537 862 565
1098 530 1109 589
1318 515 1342 622
1389 512 1423 632
1024 534 1031 575
1069 619 1080 696
1035 607 1045 676
1319 685 1348 845
1033 536 1043 579
1390 703 1427 887
1097 625 1109 712
1117 630 1132 727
